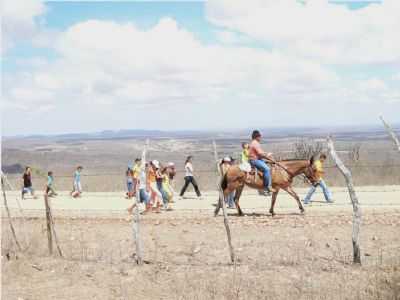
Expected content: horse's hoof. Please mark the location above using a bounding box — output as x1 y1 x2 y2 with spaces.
269 210 275 217
300 207 305 214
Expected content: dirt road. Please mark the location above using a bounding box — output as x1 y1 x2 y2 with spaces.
3 185 400 217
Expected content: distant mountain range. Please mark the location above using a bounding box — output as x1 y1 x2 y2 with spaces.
3 124 399 142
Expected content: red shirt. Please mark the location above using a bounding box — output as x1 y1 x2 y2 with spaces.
249 140 264 160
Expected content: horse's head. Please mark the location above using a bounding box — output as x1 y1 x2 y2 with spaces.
303 156 319 185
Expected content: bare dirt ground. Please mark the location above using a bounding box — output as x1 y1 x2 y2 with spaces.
2 187 400 300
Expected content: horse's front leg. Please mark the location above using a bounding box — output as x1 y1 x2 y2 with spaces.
283 186 304 214
269 189 279 217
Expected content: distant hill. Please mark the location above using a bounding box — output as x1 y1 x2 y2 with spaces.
3 124 399 142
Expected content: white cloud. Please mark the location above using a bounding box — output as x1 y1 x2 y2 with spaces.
3 18 340 112
1 0 47 52
2 14 399 134
205 0 400 65
392 73 400 81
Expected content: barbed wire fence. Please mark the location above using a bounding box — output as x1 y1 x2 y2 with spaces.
2 163 399 194
1 135 400 267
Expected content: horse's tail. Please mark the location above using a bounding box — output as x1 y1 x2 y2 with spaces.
220 172 228 190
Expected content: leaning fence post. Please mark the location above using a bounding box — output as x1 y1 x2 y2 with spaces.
1 175 22 251
132 139 148 265
213 140 236 263
380 115 400 152
47 197 63 257
327 137 361 264
1 171 29 247
44 194 53 255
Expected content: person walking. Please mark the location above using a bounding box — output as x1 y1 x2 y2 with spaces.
179 156 202 199
126 165 134 199
21 166 37 199
127 162 151 215
161 167 174 210
71 166 83 198
303 154 333 204
153 160 169 209
132 158 141 194
45 171 57 197
149 160 162 213
220 157 235 208
166 162 176 202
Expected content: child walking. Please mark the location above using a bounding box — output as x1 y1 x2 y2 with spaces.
303 154 333 204
126 165 134 198
149 160 162 213
162 167 173 210
71 166 83 198
220 157 235 209
46 171 57 197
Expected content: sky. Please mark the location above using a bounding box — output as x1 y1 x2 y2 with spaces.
1 0 399 136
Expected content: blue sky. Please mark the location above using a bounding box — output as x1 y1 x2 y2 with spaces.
2 0 399 135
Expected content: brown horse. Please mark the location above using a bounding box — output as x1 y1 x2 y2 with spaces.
215 158 319 217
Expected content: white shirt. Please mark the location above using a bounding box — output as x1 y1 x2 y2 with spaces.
139 169 147 189
185 162 194 177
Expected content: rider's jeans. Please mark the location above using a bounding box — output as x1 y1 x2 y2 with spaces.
303 179 332 203
250 159 271 189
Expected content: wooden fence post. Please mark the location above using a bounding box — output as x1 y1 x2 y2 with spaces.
47 197 63 257
380 115 400 152
1 175 22 251
132 139 148 265
213 140 236 263
1 171 28 247
44 194 53 255
327 137 361 264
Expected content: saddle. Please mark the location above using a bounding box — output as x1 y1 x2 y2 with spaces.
249 162 275 178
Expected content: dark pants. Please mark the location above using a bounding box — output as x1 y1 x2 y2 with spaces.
180 176 201 197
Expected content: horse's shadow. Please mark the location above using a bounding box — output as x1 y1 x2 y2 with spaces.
226 212 304 218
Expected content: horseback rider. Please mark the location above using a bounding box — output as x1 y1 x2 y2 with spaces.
249 130 276 194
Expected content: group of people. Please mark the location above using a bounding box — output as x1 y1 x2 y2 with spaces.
21 166 83 200
126 158 176 214
20 130 332 207
126 155 203 214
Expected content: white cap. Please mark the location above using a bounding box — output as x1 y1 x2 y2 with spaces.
223 156 231 162
152 160 160 168
168 162 175 167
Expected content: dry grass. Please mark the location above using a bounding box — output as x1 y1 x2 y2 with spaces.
2 211 400 299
